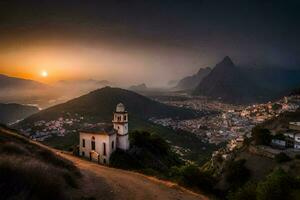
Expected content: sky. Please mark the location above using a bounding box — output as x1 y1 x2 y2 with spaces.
0 0 299 86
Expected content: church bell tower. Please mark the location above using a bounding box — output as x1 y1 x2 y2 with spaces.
112 103 130 150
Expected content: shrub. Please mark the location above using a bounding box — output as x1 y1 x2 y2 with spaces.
295 154 300 159
110 149 141 170
171 164 216 193
227 182 257 200
36 149 80 175
252 127 272 145
0 156 68 200
256 169 296 200
129 131 170 155
274 152 291 163
225 159 251 188
0 142 29 155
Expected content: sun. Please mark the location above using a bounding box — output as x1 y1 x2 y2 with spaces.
41 70 48 77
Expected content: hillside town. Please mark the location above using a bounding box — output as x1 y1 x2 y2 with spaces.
151 95 300 146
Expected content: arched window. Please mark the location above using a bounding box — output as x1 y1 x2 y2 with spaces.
91 136 95 150
112 141 114 149
103 142 106 156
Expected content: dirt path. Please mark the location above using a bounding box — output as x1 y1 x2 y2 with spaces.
0 127 208 200
58 152 208 200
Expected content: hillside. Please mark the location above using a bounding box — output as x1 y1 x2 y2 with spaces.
0 125 206 200
0 103 39 125
0 125 81 200
193 57 265 104
20 87 199 123
260 108 300 132
17 87 214 164
175 67 211 90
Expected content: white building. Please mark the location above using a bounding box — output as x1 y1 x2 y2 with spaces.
288 122 300 149
79 103 130 164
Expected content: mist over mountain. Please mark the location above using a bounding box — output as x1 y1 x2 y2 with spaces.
55 79 113 98
0 74 57 105
129 83 148 92
175 67 211 90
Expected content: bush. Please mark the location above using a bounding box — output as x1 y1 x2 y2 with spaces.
110 149 141 170
295 154 300 159
130 131 170 155
225 159 251 188
227 182 257 200
171 164 216 193
0 142 29 155
36 149 80 175
0 156 68 200
252 127 272 145
274 152 291 163
256 169 297 200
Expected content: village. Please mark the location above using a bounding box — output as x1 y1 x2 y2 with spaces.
152 95 300 148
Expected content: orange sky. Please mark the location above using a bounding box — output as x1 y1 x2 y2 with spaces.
0 40 202 86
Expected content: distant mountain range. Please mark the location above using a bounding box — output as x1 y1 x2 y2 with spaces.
192 56 300 104
0 74 58 104
129 83 148 92
0 103 39 125
175 67 211 90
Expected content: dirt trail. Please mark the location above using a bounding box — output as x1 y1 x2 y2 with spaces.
0 127 208 200
58 152 208 200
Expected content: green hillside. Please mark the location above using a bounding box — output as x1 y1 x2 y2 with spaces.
17 87 214 164
20 87 200 123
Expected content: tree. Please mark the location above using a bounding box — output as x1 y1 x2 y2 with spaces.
225 159 251 188
274 152 291 163
227 182 257 200
252 127 272 145
256 169 296 200
171 164 216 193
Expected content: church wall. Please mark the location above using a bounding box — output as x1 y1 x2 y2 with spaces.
79 132 116 164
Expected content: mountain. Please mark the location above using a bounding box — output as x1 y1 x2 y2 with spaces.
55 79 113 99
129 83 148 92
0 74 48 90
167 80 178 87
20 87 198 124
16 87 214 164
0 74 57 106
193 56 267 104
0 103 39 125
175 67 211 90
192 57 300 104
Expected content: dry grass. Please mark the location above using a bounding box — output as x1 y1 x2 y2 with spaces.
0 126 81 200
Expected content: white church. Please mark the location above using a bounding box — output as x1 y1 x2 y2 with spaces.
79 103 130 164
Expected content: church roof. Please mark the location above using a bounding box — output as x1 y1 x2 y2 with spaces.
80 124 116 136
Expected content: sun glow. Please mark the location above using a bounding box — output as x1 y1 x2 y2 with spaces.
41 70 48 77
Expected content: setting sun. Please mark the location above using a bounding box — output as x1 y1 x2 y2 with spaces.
41 70 48 77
